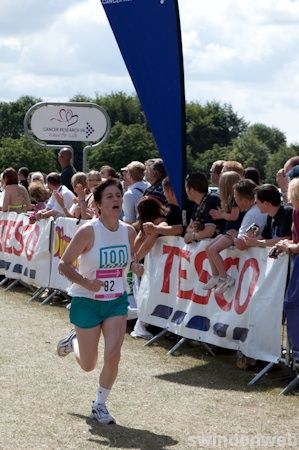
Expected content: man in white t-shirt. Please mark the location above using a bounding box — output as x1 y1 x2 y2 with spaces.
233 179 267 250
35 172 75 220
122 161 150 224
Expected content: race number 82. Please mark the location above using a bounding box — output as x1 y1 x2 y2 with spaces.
104 280 115 292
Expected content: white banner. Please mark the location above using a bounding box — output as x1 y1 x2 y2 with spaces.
49 217 85 291
0 213 52 288
138 237 288 363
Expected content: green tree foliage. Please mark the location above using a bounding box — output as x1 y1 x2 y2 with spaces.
0 95 42 140
186 101 248 156
88 122 158 171
69 94 93 103
227 124 289 181
265 146 298 184
246 123 287 153
0 136 57 173
187 145 229 174
227 134 269 180
94 92 144 127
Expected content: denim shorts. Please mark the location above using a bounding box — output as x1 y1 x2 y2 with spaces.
70 292 129 329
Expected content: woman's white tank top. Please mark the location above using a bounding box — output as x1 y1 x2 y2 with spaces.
69 219 131 301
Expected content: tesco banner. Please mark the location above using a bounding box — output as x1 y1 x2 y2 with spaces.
0 214 288 360
0 212 52 287
138 236 288 363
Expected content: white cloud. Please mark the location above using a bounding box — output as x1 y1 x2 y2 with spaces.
1 0 299 143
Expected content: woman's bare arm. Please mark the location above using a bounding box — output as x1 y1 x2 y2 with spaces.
58 224 103 292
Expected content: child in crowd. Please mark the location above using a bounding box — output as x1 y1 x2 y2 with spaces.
204 171 243 294
29 182 50 213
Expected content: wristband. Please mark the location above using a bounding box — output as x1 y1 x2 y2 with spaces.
192 231 198 242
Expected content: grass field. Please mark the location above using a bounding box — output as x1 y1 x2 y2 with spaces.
0 287 298 450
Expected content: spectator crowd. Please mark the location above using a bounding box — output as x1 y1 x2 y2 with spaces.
0 148 298 368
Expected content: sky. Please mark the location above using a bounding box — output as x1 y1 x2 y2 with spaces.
1 0 299 143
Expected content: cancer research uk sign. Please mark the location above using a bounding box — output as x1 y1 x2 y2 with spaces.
29 103 110 143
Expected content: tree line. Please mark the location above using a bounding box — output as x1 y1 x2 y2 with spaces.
0 92 298 183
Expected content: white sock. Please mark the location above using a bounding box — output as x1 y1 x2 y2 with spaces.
72 337 80 359
96 386 111 405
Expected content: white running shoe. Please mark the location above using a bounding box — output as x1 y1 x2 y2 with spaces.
130 330 153 340
91 402 116 424
57 329 76 357
215 275 235 295
203 275 220 290
130 320 153 340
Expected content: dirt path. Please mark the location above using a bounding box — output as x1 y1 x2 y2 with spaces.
0 289 298 450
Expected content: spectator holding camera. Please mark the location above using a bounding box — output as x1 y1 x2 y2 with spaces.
233 179 267 251
241 184 292 250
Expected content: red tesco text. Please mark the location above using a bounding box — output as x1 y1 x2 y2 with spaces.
0 219 40 261
160 245 259 315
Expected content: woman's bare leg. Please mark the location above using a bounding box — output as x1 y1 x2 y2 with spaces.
99 315 127 389
74 325 101 372
208 234 234 278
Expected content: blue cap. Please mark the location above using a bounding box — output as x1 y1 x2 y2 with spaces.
287 165 299 180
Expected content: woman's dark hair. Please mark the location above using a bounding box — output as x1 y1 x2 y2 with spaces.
137 196 167 224
244 167 261 185
93 178 123 204
100 165 119 179
2 167 18 185
18 167 30 178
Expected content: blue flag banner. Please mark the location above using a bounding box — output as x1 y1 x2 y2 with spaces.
101 0 186 208
284 256 299 362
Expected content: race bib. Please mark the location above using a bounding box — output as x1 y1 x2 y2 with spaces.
95 268 124 300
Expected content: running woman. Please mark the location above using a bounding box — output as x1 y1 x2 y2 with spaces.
57 178 143 424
